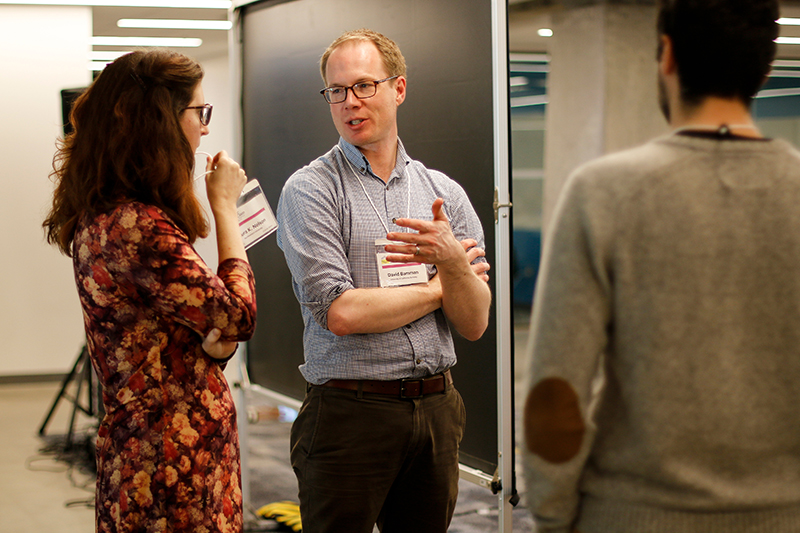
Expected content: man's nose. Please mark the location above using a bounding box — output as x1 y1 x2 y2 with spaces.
343 87 361 107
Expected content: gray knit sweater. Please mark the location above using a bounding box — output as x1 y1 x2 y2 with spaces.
522 132 800 533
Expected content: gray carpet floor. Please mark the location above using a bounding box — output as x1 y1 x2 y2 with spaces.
242 412 535 532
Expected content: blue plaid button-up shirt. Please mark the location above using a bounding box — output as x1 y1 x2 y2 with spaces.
276 138 485 384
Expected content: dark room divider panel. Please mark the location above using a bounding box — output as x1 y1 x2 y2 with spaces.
239 0 501 477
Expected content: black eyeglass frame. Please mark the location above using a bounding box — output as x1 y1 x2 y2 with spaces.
320 76 400 104
185 103 213 126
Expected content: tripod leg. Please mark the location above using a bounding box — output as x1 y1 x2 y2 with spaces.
38 345 86 436
65 347 88 451
87 355 95 417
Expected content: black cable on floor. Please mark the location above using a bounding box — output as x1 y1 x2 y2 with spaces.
28 430 98 509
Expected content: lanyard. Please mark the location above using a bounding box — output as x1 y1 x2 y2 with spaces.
673 124 760 137
336 145 410 235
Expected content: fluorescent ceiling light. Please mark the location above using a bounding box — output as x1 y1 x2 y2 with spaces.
773 59 800 68
778 17 800 26
509 53 549 63
118 18 232 30
511 63 549 73
89 50 130 61
538 28 553 37
776 37 800 45
769 70 800 78
92 36 202 47
757 87 800 98
88 61 110 71
511 95 548 108
0 0 230 7
509 76 529 87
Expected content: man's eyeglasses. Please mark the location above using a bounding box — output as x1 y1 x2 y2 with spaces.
320 76 399 104
185 103 213 126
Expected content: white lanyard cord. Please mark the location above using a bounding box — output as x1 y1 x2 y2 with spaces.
336 145 410 235
194 151 214 181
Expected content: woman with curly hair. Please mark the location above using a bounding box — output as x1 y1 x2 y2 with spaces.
43 49 256 533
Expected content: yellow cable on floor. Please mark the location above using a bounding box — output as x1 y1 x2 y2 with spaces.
256 501 302 532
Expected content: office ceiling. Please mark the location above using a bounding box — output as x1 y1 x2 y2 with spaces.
90 2 800 63
508 2 800 60
92 6 231 62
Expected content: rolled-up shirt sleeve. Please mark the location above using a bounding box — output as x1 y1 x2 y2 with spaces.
277 166 354 330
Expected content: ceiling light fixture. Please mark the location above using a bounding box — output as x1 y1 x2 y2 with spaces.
778 17 800 26
511 95 548 108
770 70 800 78
89 50 131 61
776 37 800 45
773 59 800 68
509 53 550 63
537 28 553 37
510 76 529 87
0 0 230 7
88 61 110 71
757 87 800 98
91 36 202 47
117 18 232 30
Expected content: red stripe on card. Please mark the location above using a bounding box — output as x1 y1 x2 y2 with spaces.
239 208 266 226
382 262 423 269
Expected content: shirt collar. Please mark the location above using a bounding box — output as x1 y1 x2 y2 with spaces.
337 137 411 181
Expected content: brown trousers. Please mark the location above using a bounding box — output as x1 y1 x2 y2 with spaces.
290 381 466 533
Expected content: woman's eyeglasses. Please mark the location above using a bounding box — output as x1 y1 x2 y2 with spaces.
185 103 213 126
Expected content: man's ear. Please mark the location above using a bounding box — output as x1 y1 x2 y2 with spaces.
658 34 677 77
394 76 406 106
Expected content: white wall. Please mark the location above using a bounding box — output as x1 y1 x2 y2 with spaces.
0 6 92 376
192 52 235 273
0 7 234 377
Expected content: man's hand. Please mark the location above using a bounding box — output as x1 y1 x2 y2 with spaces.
202 328 238 360
385 198 466 271
385 198 491 341
462 238 490 283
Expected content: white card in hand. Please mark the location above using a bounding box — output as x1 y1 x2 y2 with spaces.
236 179 277 250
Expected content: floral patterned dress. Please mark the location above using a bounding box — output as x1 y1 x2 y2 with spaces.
73 202 257 533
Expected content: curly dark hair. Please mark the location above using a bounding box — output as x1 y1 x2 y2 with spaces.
43 49 208 256
657 0 779 107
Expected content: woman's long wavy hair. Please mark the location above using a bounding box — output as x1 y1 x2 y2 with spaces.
43 50 209 256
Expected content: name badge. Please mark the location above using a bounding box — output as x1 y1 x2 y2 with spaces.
375 239 428 288
236 179 278 250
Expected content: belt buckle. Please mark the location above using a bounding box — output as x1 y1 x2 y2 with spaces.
400 378 424 399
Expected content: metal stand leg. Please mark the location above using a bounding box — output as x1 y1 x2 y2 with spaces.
38 344 100 451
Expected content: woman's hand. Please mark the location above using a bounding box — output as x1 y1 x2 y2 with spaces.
204 150 249 263
202 328 238 360
205 150 247 215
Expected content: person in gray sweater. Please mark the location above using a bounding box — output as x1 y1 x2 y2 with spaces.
521 1 800 532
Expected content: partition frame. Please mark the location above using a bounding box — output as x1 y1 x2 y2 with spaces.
489 0 516 529
227 1 515 530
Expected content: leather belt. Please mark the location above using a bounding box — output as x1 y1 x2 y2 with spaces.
318 369 453 399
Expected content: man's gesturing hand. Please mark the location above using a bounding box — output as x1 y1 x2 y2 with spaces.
385 198 466 270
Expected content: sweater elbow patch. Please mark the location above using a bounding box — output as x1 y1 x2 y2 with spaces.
524 377 585 464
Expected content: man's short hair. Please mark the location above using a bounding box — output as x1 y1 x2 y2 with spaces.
320 28 407 86
657 0 779 107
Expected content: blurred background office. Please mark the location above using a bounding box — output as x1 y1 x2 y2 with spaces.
4 1 800 532
7 0 800 390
